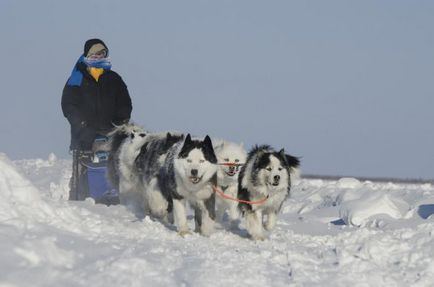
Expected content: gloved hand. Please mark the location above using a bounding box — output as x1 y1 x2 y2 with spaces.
79 126 96 151
112 118 130 126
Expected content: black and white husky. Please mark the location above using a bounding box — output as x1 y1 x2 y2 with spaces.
106 123 148 212
213 141 247 228
238 145 300 240
134 132 184 220
158 134 218 236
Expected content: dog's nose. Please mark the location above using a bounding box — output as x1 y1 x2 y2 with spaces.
191 169 198 177
139 133 146 138
229 166 235 172
274 175 280 182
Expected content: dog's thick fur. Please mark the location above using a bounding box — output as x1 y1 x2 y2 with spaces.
238 145 299 240
134 132 184 220
213 141 247 228
158 134 218 236
106 123 148 213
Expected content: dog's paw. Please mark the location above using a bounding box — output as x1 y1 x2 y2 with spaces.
178 230 192 237
229 220 240 230
199 228 214 237
251 234 266 241
264 224 274 231
199 221 214 237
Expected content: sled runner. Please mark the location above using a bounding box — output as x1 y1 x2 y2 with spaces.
69 136 119 205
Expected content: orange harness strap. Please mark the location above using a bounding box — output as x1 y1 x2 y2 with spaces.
212 185 269 205
217 162 244 167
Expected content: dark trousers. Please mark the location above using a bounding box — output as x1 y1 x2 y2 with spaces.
69 150 92 201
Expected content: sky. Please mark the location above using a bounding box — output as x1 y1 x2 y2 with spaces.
0 0 433 179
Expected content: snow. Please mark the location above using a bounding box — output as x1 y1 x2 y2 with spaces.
1 153 434 286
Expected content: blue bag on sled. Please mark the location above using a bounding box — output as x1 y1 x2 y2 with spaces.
77 136 120 205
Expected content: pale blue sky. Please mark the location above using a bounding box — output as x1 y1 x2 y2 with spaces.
1 0 433 179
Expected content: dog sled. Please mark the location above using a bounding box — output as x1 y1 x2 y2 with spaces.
69 136 119 205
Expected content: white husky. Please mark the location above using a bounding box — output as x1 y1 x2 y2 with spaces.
106 123 148 213
159 134 218 236
213 141 247 228
238 145 300 240
134 132 184 221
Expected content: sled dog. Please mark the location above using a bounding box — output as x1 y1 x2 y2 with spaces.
134 132 184 220
106 123 148 212
238 145 299 240
213 140 247 228
158 134 218 236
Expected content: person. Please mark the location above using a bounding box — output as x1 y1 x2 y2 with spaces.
62 38 132 200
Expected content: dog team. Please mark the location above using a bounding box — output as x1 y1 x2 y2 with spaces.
106 123 300 240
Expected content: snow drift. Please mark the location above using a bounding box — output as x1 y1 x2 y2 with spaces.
1 153 434 286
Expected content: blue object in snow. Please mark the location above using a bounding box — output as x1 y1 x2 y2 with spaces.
84 163 118 200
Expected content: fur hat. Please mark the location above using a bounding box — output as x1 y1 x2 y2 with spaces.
84 39 108 57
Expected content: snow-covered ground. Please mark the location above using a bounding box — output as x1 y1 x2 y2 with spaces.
1 152 434 287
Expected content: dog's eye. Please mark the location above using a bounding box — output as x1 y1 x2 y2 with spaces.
224 158 229 162
187 159 192 163
199 160 205 163
278 167 283 171
235 159 239 162
266 167 272 171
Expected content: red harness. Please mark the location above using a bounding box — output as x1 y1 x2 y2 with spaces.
212 185 269 205
217 162 244 167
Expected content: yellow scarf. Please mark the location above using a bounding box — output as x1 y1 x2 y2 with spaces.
88 67 104 82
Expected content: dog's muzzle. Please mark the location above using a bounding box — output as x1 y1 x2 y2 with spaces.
189 176 203 184
272 175 280 186
225 166 237 177
189 169 202 184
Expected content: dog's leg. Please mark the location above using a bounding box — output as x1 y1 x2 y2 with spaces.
226 186 240 228
118 178 130 205
173 198 190 236
119 178 143 213
264 211 277 231
147 178 168 220
228 201 240 229
205 192 216 220
246 209 265 240
215 197 226 223
141 182 150 215
193 203 202 233
195 200 214 237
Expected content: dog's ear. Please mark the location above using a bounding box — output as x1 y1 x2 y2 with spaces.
139 142 148 154
179 134 192 158
278 148 289 166
253 149 266 168
203 135 213 150
185 133 192 144
203 135 217 164
278 148 300 168
286 154 300 169
166 132 172 142
214 140 225 150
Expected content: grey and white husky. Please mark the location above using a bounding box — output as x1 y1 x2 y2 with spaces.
134 132 184 220
213 141 247 228
158 134 218 236
238 145 299 240
106 123 148 213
